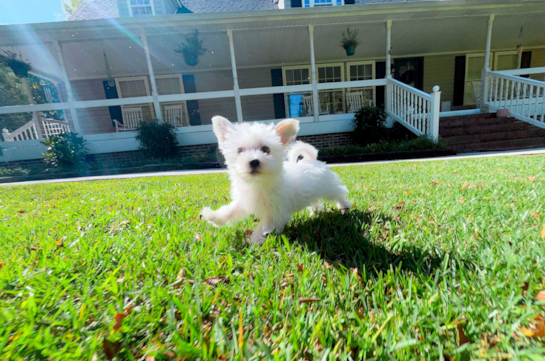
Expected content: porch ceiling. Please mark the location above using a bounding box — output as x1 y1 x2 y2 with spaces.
0 0 544 79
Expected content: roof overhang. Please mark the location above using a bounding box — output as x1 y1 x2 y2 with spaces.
0 0 544 80
1 0 544 45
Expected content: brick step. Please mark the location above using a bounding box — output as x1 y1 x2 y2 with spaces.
445 129 545 146
440 117 520 129
440 122 540 137
451 137 545 153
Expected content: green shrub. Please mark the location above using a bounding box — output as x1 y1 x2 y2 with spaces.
0 167 30 177
135 120 179 160
351 106 387 146
320 135 447 156
42 132 88 170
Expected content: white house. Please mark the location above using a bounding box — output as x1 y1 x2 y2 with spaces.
0 0 544 164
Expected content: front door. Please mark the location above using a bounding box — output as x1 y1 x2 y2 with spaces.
393 57 424 91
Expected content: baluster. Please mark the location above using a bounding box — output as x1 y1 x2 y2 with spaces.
404 89 407 123
509 79 515 111
493 76 499 108
524 85 531 118
533 85 539 120
540 86 545 123
392 85 396 115
499 78 505 109
515 81 521 115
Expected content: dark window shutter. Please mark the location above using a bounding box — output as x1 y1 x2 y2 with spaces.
271 69 286 119
453 56 466 107
103 81 123 126
182 75 202 126
345 0 355 4
521 51 532 78
291 0 302 8
375 61 385 109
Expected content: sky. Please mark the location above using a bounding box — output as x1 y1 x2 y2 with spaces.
0 0 65 25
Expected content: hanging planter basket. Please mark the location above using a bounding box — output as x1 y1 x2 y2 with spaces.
183 53 199 67
340 27 360 58
174 30 207 67
344 44 356 56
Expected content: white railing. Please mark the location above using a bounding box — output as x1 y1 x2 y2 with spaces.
2 118 71 142
386 78 441 139
485 70 545 129
42 118 71 138
2 120 39 142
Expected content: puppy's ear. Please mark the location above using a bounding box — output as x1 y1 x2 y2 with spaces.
275 119 300 145
211 116 233 144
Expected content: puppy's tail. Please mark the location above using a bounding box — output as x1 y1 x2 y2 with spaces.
287 141 318 163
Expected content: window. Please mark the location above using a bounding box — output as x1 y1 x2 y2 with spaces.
304 0 343 6
283 66 311 117
116 77 150 98
115 76 155 121
317 64 344 113
464 52 519 106
494 51 520 71
347 61 376 107
128 0 154 17
464 54 486 106
155 75 183 95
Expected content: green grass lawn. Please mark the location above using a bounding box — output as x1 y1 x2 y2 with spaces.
1 155 544 360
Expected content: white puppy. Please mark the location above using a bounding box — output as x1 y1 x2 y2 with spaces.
200 116 350 244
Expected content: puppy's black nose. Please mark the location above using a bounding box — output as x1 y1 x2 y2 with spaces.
249 159 260 168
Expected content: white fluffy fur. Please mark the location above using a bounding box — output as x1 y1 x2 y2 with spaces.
287 140 319 163
201 116 350 244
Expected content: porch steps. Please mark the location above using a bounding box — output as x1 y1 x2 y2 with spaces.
439 113 545 153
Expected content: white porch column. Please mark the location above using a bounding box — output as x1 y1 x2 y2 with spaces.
309 24 320 122
142 34 163 121
54 40 82 134
21 77 44 139
482 14 495 107
227 29 243 123
385 20 393 113
430 86 441 140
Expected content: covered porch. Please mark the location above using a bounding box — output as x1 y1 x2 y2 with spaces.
1 0 545 163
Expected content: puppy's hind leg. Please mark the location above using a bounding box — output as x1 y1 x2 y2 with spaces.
308 201 324 216
200 201 247 227
336 198 351 211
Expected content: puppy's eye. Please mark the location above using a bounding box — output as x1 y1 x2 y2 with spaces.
261 146 270 154
237 148 244 154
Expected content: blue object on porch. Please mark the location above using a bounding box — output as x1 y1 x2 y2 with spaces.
182 75 202 126
345 0 355 4
292 0 302 7
271 69 286 119
102 81 123 126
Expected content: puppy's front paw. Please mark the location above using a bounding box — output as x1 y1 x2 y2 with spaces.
200 207 221 227
244 229 267 245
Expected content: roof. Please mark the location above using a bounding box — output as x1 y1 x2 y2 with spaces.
179 0 279 13
67 0 120 21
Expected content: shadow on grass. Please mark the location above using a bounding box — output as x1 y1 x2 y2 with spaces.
283 209 470 276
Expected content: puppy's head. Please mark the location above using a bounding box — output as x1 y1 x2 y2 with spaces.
212 116 299 182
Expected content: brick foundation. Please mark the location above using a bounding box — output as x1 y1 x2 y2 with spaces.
0 132 353 171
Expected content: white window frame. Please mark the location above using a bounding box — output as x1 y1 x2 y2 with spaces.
127 0 156 17
316 62 346 113
493 50 521 71
346 60 376 106
154 74 190 126
464 53 487 106
282 65 312 117
115 75 155 117
304 0 344 7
